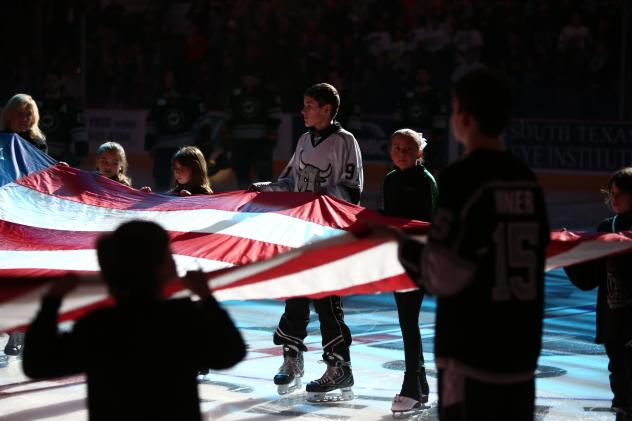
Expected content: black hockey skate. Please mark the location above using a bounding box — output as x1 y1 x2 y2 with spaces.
274 345 304 395
306 353 354 402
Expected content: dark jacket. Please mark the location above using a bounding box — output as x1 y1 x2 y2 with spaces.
382 164 438 222
564 212 632 343
23 294 246 421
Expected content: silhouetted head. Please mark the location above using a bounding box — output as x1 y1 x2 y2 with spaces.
451 68 512 140
97 220 176 303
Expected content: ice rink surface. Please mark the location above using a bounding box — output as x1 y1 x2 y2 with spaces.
0 187 618 420
0 268 616 420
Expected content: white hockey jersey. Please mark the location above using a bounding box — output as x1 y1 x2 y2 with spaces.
263 124 364 204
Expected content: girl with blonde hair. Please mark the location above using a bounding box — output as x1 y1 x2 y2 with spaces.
1 94 48 153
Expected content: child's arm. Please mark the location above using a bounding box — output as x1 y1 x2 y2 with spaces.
182 271 247 370
22 275 83 379
563 260 603 291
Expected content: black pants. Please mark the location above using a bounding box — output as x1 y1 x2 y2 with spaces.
232 138 274 189
395 290 426 369
394 290 426 397
273 296 352 362
153 147 178 191
438 369 535 421
606 339 632 410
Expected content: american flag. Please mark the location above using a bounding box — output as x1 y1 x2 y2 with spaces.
1 135 631 333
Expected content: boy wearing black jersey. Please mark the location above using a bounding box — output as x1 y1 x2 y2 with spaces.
251 83 363 401
398 68 550 420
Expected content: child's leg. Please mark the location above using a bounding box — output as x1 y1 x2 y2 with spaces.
313 295 352 361
625 340 632 417
394 290 426 400
273 298 310 351
606 340 632 413
272 298 310 394
306 296 354 401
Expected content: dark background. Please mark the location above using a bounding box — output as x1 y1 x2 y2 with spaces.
1 0 630 120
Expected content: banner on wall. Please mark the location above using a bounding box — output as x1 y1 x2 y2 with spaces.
505 119 632 173
85 110 148 154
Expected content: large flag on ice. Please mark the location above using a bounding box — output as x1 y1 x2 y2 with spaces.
1 135 632 332
0 159 427 332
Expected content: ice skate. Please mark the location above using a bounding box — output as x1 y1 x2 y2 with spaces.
305 353 354 402
391 394 423 418
273 345 304 395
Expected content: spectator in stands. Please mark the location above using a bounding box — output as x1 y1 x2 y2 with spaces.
558 11 592 53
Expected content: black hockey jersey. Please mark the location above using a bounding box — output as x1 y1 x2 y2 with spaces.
396 90 443 130
423 149 550 374
225 85 281 140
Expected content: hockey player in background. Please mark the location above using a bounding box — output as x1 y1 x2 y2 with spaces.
225 70 281 188
251 82 363 402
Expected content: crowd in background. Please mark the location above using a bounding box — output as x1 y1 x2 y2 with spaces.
0 0 628 120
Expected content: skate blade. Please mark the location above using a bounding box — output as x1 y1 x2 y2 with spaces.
277 384 301 395
392 408 422 419
277 378 302 395
391 401 431 418
306 387 354 402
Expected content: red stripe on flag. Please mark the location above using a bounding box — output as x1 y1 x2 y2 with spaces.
15 166 428 230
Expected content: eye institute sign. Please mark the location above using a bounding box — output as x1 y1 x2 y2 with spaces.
505 119 632 173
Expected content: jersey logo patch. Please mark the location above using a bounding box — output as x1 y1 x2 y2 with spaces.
297 151 332 192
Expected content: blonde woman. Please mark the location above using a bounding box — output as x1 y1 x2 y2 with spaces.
1 93 48 154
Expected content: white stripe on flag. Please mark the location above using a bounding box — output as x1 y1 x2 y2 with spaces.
0 250 234 275
0 283 108 330
212 240 406 301
0 184 344 247
545 239 632 270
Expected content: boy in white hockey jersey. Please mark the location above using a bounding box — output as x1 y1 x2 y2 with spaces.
251 83 363 401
